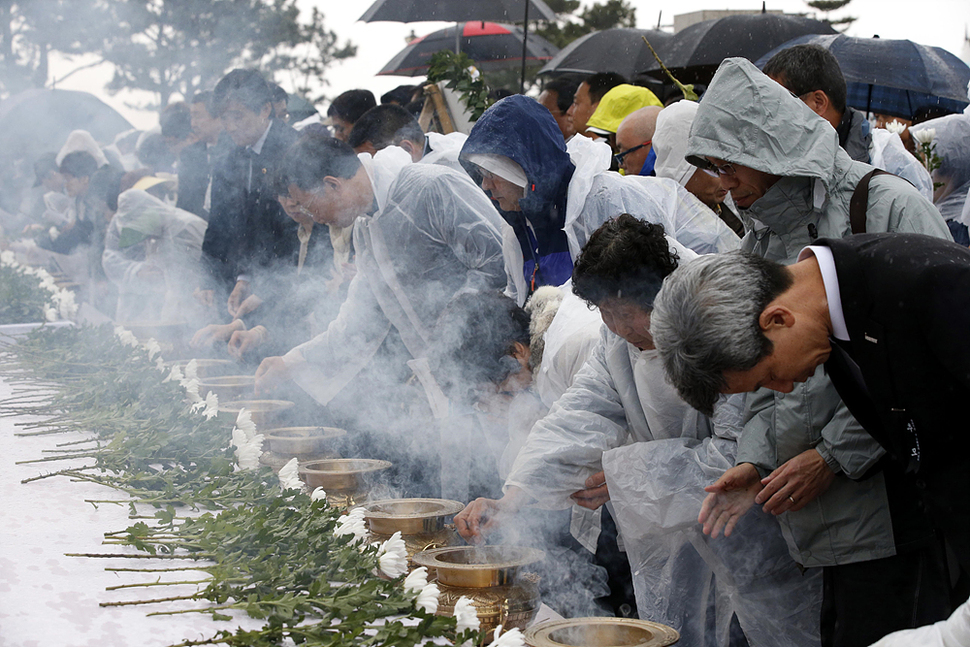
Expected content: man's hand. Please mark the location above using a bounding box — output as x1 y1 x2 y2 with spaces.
228 326 267 360
194 288 214 308
698 463 762 538
570 471 610 510
234 294 263 319
191 320 245 349
756 449 837 515
254 356 292 396
227 280 251 317
453 487 530 545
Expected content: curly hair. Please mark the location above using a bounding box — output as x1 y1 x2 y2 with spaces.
572 214 679 309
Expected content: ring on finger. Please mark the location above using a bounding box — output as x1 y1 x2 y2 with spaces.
788 495 796 505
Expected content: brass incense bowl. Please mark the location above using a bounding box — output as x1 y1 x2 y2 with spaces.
362 498 464 565
164 358 233 378
198 375 256 402
525 618 679 647
218 399 294 428
414 546 544 637
263 427 347 456
298 458 392 509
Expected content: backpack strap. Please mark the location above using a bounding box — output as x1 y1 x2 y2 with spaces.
849 169 892 235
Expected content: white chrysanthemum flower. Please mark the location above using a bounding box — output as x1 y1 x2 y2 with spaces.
310 487 327 502
334 508 369 544
883 120 907 136
377 531 408 579
488 626 525 647
48 226 60 241
416 583 440 614
181 377 202 403
55 289 77 318
0 250 15 266
113 326 139 347
155 357 167 372
235 408 257 440
44 306 58 322
454 596 481 633
192 391 219 419
164 364 184 383
183 358 199 381
143 338 162 360
278 457 302 492
912 128 936 144
404 566 428 593
232 428 263 471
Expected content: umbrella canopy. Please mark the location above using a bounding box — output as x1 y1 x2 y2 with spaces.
641 13 837 85
0 89 132 164
360 0 557 23
537 28 673 80
755 34 970 118
379 22 559 76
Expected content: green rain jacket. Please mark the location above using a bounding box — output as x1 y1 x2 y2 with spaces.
687 58 951 567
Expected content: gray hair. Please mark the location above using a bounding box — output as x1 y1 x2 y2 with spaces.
650 251 792 416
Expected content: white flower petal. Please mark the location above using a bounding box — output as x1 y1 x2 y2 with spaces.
183 359 199 381
416 583 440 614
377 531 408 579
310 487 328 501
278 457 302 492
164 365 184 384
453 595 481 633
235 408 257 439
488 627 525 647
403 566 428 593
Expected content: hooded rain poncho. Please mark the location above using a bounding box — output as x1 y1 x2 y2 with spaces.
911 111 970 225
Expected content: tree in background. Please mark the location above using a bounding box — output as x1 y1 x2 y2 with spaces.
534 0 636 50
101 0 355 109
0 0 108 99
805 0 856 32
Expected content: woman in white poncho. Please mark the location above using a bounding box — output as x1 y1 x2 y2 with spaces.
102 188 207 323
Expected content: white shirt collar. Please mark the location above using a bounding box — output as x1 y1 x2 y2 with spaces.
799 245 849 341
249 119 273 155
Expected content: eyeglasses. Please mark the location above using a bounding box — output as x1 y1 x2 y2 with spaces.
702 161 737 178
295 190 323 217
613 141 651 167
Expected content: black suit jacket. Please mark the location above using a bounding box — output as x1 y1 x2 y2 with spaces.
820 233 970 476
202 119 300 292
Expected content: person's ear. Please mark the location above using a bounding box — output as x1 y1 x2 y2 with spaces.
759 304 795 332
322 176 342 193
807 90 829 116
511 341 530 362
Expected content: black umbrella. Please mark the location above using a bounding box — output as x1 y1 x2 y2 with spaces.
359 0 556 23
537 28 673 80
379 22 558 77
755 34 970 118
0 88 133 164
640 13 837 85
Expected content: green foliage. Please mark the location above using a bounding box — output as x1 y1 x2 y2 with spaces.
533 0 636 50
806 0 856 32
427 50 493 121
0 263 52 324
1 324 479 646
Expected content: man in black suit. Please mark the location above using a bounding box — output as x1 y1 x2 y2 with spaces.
650 233 970 577
199 69 300 318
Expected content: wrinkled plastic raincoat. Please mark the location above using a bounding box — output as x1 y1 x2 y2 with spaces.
687 58 951 567
869 128 934 202
282 147 507 405
912 112 970 225
870 599 970 647
604 396 822 647
460 95 740 305
102 189 206 323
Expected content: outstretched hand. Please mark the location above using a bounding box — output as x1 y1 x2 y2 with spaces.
570 471 610 510
698 463 762 538
756 449 836 515
453 487 530 545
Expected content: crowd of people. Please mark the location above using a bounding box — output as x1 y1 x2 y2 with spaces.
2 42 970 647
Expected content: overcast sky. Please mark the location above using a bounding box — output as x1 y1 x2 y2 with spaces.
50 0 970 131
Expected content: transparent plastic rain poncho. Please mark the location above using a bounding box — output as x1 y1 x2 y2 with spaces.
870 599 970 647
282 147 507 406
102 189 206 323
869 128 934 202
603 395 822 647
56 129 109 168
912 111 970 225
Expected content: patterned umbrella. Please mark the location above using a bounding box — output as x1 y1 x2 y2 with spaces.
755 34 970 118
378 22 559 77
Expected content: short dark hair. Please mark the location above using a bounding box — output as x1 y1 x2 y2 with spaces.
279 133 362 193
347 104 424 150
190 90 215 116
763 44 847 114
267 82 288 104
160 102 193 140
583 72 627 104
59 151 99 178
327 89 377 123
429 290 531 399
381 84 418 106
212 69 273 118
573 214 679 310
543 77 579 113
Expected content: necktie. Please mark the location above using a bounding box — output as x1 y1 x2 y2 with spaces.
297 224 311 275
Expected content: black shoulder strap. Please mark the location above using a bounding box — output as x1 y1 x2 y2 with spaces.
849 169 892 235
